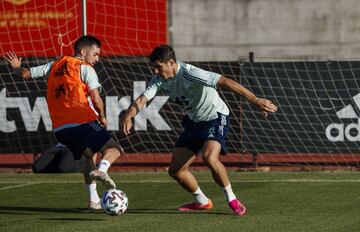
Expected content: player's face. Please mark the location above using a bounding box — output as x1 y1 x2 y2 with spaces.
152 60 176 80
82 45 101 66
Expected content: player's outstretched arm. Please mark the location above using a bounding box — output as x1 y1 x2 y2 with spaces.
4 52 31 80
217 75 278 115
121 95 148 135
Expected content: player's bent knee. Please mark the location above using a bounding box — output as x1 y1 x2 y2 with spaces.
168 167 181 179
203 155 220 167
100 138 124 156
203 157 222 169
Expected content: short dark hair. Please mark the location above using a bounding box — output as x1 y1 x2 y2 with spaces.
74 35 101 54
149 45 176 63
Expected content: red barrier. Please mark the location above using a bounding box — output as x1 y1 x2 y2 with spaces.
1 153 359 172
0 0 167 57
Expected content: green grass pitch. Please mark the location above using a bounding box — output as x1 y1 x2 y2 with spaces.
0 171 359 232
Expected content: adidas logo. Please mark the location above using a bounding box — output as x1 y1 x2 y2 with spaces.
336 93 360 118
326 93 360 142
208 133 215 138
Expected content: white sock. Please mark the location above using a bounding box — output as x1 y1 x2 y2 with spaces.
223 183 237 202
86 183 100 203
98 159 111 172
192 187 209 205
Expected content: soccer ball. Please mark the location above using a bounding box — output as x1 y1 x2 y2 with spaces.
101 189 128 216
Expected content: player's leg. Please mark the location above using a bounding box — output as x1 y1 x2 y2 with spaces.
99 145 123 172
168 147 197 192
202 140 229 186
168 147 213 211
89 138 123 189
202 140 246 216
83 152 101 210
54 121 122 208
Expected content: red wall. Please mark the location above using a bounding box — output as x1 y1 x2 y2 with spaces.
0 0 167 57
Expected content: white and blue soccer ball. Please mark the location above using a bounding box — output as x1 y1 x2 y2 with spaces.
101 189 128 216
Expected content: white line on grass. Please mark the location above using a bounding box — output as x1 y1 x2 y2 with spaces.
0 179 359 185
117 179 360 183
0 183 38 191
235 179 360 183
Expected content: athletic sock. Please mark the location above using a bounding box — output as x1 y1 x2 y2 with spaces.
98 159 111 172
86 183 100 203
223 183 237 202
192 187 209 205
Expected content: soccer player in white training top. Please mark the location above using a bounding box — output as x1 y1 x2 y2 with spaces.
122 45 277 216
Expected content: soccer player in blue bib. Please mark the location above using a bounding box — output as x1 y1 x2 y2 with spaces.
122 45 277 216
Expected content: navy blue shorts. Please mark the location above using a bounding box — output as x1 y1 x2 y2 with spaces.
54 121 112 160
175 113 229 155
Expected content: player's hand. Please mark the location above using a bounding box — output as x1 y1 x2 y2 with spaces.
254 98 278 116
99 115 108 127
4 52 22 69
121 116 133 135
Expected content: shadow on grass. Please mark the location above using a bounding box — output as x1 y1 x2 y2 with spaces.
0 206 97 214
127 208 231 216
39 218 104 221
0 211 30 215
0 206 233 217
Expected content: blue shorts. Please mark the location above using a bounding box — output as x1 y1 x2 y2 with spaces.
175 113 229 155
54 121 112 160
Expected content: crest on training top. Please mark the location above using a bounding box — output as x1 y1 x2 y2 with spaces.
5 0 31 5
